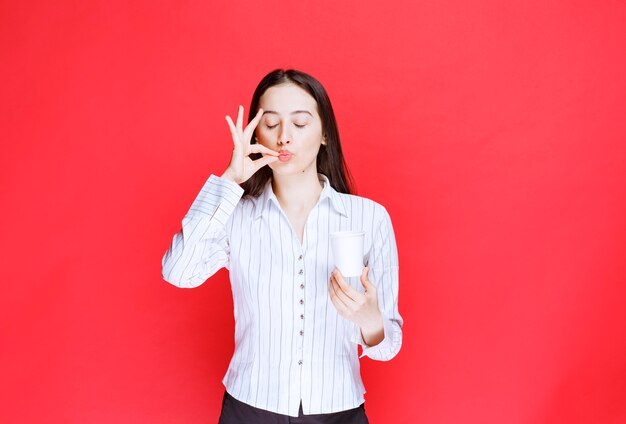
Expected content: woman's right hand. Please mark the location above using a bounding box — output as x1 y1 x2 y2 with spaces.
221 105 278 184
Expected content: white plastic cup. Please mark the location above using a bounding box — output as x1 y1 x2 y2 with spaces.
330 231 365 277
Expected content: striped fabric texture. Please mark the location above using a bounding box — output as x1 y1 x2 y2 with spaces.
162 174 402 417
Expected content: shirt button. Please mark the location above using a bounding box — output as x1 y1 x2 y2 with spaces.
300 314 304 320
298 360 303 365
300 283 305 289
298 255 303 260
299 330 304 336
299 299 304 305
298 269 304 275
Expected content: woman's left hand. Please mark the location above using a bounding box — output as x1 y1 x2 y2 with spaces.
329 267 385 347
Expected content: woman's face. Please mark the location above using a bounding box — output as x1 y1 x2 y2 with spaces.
255 83 325 176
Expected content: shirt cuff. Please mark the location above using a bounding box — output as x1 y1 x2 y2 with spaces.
352 319 395 359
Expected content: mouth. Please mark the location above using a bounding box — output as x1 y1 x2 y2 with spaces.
278 150 293 162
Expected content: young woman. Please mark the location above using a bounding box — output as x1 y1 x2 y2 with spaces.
162 69 402 423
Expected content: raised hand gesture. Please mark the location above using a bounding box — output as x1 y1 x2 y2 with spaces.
221 105 278 184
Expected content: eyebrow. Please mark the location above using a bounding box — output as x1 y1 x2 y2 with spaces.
262 110 313 117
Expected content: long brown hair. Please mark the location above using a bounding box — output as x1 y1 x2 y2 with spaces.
241 69 354 197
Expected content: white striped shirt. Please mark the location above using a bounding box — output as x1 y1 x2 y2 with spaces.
162 174 402 417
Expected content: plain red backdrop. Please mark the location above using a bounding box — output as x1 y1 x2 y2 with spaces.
1 1 625 423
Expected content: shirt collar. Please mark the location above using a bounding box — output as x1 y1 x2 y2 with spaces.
253 174 348 219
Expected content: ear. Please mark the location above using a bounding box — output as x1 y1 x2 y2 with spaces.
321 135 327 146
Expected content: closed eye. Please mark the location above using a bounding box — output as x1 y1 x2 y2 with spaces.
266 124 278 129
294 123 306 128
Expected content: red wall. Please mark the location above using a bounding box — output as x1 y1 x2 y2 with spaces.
2 1 625 422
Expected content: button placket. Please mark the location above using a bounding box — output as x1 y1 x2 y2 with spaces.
296 251 305 366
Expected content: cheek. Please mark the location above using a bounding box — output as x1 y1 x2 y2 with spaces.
303 131 324 149
254 130 270 144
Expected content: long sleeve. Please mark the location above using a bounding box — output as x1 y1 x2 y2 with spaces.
357 206 403 361
161 174 244 288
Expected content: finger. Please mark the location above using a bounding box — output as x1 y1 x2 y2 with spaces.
251 155 279 172
250 143 279 156
332 269 360 300
330 273 359 308
329 279 351 315
360 267 373 290
236 105 244 132
243 108 264 142
225 116 240 146
331 271 358 301
249 108 264 128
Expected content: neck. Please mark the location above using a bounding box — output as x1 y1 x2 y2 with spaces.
272 168 323 212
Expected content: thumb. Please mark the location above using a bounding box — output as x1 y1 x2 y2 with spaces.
360 267 372 291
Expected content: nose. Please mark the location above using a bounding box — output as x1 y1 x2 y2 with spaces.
278 126 291 146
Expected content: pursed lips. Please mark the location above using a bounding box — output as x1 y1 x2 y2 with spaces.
278 149 293 162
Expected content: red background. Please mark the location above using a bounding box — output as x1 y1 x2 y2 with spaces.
2 1 625 422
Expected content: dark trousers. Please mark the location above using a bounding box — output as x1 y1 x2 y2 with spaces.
218 391 370 424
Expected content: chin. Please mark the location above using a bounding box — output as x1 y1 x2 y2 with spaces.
269 161 314 177
269 163 297 175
